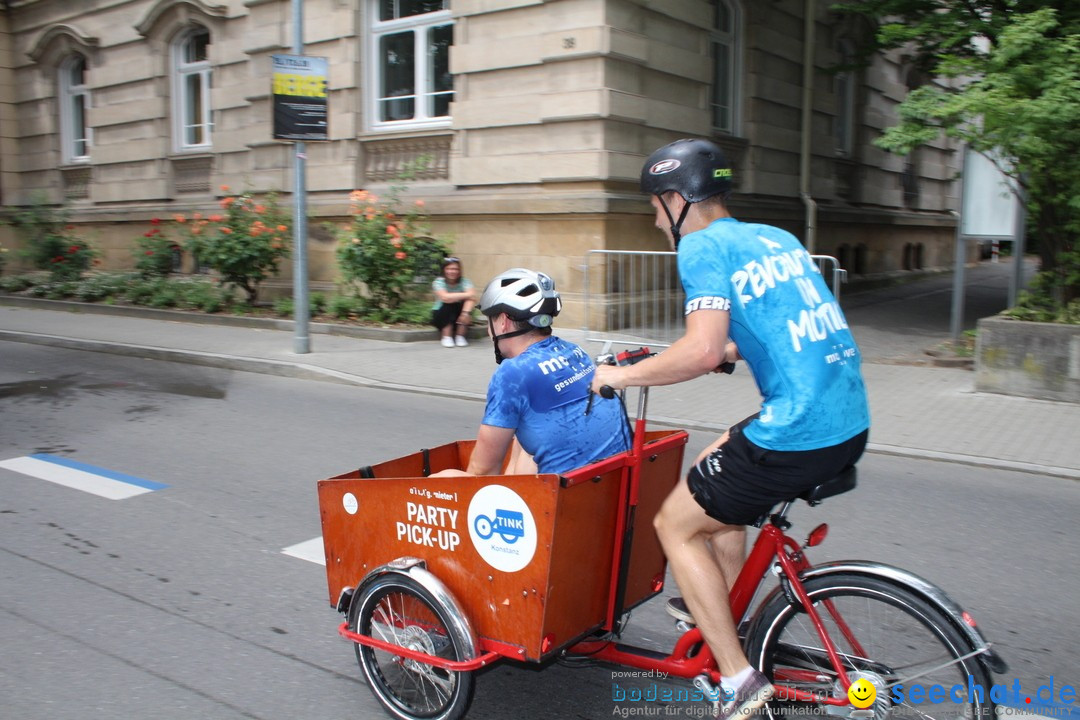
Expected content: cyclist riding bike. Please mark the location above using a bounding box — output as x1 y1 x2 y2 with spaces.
590 139 871 719
434 268 630 478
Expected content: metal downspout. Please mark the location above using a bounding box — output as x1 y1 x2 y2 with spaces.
800 0 817 253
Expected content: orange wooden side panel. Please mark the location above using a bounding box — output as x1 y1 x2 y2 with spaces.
318 430 687 662
622 431 688 606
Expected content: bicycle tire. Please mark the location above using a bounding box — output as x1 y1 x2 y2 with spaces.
350 574 475 720
745 573 994 720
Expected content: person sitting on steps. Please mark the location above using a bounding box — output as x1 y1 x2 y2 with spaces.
431 256 476 347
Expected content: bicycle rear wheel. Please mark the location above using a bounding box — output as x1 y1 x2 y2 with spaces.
350 574 475 720
746 573 994 720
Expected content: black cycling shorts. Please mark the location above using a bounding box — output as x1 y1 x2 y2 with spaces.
686 416 868 526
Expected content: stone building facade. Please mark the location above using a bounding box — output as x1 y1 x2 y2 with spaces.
0 0 964 325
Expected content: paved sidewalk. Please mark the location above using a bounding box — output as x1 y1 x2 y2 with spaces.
1 303 1078 478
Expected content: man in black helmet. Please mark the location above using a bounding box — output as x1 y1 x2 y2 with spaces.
592 139 870 719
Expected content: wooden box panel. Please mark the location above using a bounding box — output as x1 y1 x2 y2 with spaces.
318 431 687 661
623 431 687 607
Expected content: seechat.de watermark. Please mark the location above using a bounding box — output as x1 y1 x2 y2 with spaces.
893 676 1077 716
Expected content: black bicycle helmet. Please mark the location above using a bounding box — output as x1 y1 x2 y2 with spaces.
641 139 733 248
640 138 732 202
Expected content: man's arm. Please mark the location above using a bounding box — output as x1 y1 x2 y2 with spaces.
465 424 516 475
591 309 732 392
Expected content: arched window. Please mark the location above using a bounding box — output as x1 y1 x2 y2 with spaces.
370 1 453 129
172 26 212 150
59 54 90 163
710 0 742 135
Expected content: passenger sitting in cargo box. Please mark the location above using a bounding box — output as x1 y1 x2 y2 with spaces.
432 268 630 477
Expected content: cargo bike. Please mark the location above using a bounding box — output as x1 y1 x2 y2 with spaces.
318 348 1006 720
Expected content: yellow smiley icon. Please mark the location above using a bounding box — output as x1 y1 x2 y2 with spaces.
848 678 877 709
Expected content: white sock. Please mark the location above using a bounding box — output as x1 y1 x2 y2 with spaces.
721 665 756 690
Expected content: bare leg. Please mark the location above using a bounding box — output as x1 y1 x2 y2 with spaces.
655 430 752 677
455 314 471 338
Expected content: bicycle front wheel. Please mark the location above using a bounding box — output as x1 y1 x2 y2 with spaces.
746 573 994 720
350 574 475 720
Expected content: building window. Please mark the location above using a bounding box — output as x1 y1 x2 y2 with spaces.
172 27 212 150
59 55 90 163
370 1 453 129
834 38 856 157
710 0 742 135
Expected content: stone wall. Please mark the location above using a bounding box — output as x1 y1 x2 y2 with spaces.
976 317 1080 403
0 0 967 328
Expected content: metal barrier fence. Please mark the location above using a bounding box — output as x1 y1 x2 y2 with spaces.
583 250 847 348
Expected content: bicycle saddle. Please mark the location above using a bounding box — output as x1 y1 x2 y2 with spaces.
798 466 857 506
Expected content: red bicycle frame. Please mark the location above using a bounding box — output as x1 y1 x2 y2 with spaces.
567 465 857 708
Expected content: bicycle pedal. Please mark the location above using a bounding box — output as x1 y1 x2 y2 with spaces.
692 674 722 711
675 619 696 633
849 711 875 719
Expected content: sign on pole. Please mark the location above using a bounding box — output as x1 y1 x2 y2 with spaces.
960 148 1019 239
271 54 328 141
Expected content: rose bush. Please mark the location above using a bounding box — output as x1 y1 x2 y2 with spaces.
133 218 182 278
177 187 291 303
9 196 97 281
334 187 448 319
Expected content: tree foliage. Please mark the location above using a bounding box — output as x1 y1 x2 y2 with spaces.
836 1 1080 309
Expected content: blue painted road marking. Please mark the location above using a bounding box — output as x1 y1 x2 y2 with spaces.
0 453 168 500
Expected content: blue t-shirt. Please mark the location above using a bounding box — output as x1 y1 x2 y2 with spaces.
481 336 631 475
678 217 870 451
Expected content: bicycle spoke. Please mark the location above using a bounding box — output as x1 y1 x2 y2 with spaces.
751 576 991 720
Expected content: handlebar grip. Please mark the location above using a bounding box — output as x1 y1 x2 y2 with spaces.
717 361 736 375
599 385 616 400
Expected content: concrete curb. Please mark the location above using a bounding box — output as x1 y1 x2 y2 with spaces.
0 329 489 403
3 327 1074 481
0 296 488 342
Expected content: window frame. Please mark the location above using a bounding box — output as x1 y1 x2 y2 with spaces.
834 37 857 157
710 0 743 136
367 1 454 132
59 54 91 164
171 26 213 152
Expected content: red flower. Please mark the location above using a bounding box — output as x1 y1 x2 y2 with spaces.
145 251 155 256
395 251 407 260
151 218 161 225
68 246 80 253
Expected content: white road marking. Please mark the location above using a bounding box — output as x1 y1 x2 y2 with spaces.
1 454 167 500
282 536 325 566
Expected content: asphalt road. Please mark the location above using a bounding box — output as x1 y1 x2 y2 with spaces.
1 343 1076 720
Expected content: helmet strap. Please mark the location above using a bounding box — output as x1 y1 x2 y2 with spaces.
488 316 531 365
658 195 693 249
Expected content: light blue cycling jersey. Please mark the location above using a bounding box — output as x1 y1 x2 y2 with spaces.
678 217 870 451
482 336 631 475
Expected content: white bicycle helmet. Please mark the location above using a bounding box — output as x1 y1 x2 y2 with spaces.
480 268 562 363
479 268 562 328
